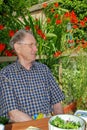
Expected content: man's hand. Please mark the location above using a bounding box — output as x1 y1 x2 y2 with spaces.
53 102 64 115
8 109 32 122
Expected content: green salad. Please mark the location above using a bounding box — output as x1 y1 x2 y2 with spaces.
50 116 81 129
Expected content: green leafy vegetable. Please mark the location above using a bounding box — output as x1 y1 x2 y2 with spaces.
51 117 81 129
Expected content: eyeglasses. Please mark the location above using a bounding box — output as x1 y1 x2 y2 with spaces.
20 42 37 48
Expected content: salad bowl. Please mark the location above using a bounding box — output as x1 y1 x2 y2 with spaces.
48 114 86 130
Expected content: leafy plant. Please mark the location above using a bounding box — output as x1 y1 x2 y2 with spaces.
62 49 87 109
0 116 9 125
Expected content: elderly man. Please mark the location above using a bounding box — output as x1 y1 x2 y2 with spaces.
0 29 65 122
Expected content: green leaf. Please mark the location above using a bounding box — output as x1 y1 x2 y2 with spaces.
27 13 38 41
46 33 57 39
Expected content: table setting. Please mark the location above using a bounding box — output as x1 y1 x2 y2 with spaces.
4 111 87 130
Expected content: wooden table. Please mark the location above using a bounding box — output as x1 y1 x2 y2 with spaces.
5 118 49 130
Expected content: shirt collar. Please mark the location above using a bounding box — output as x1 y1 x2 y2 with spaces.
15 60 36 71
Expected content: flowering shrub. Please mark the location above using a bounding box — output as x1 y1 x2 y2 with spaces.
0 1 87 68
32 2 87 108
26 2 87 83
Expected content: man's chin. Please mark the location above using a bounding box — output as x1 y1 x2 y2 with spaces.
27 55 36 62
32 56 36 61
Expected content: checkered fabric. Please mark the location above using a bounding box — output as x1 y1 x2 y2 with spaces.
0 60 65 118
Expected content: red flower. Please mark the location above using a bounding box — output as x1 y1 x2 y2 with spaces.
54 14 58 19
47 18 51 23
41 33 46 40
70 18 78 24
0 43 6 53
42 2 47 8
37 29 46 40
70 10 77 17
72 25 78 29
25 26 30 30
70 11 78 24
4 50 13 56
0 25 4 30
53 51 62 58
82 42 87 48
84 17 87 22
54 2 59 7
80 20 85 27
9 30 15 37
64 12 70 18
37 29 42 35
50 8 55 13
55 19 62 24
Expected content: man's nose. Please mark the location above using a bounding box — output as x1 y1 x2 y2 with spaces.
33 45 38 52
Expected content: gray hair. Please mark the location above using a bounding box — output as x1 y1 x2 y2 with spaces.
10 29 33 48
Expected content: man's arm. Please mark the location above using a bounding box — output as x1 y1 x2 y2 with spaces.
8 109 32 122
53 102 64 115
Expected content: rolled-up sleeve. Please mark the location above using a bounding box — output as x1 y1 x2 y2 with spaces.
0 75 18 118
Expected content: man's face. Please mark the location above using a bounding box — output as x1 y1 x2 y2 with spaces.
16 33 38 62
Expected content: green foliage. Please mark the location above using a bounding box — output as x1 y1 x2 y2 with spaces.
0 0 30 25
0 116 9 125
58 0 87 41
60 0 87 19
62 49 87 109
29 0 39 6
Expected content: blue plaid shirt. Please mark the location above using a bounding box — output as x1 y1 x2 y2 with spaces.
0 60 65 118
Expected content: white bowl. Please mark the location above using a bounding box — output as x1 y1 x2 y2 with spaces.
74 110 87 123
0 124 4 130
48 114 86 130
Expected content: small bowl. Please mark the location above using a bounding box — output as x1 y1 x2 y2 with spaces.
48 114 86 130
0 124 4 130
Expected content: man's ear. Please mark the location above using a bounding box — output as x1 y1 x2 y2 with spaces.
14 43 21 53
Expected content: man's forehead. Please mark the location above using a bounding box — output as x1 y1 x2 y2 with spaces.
24 33 35 39
23 33 36 43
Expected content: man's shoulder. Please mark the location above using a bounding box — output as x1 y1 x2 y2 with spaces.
0 62 16 75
